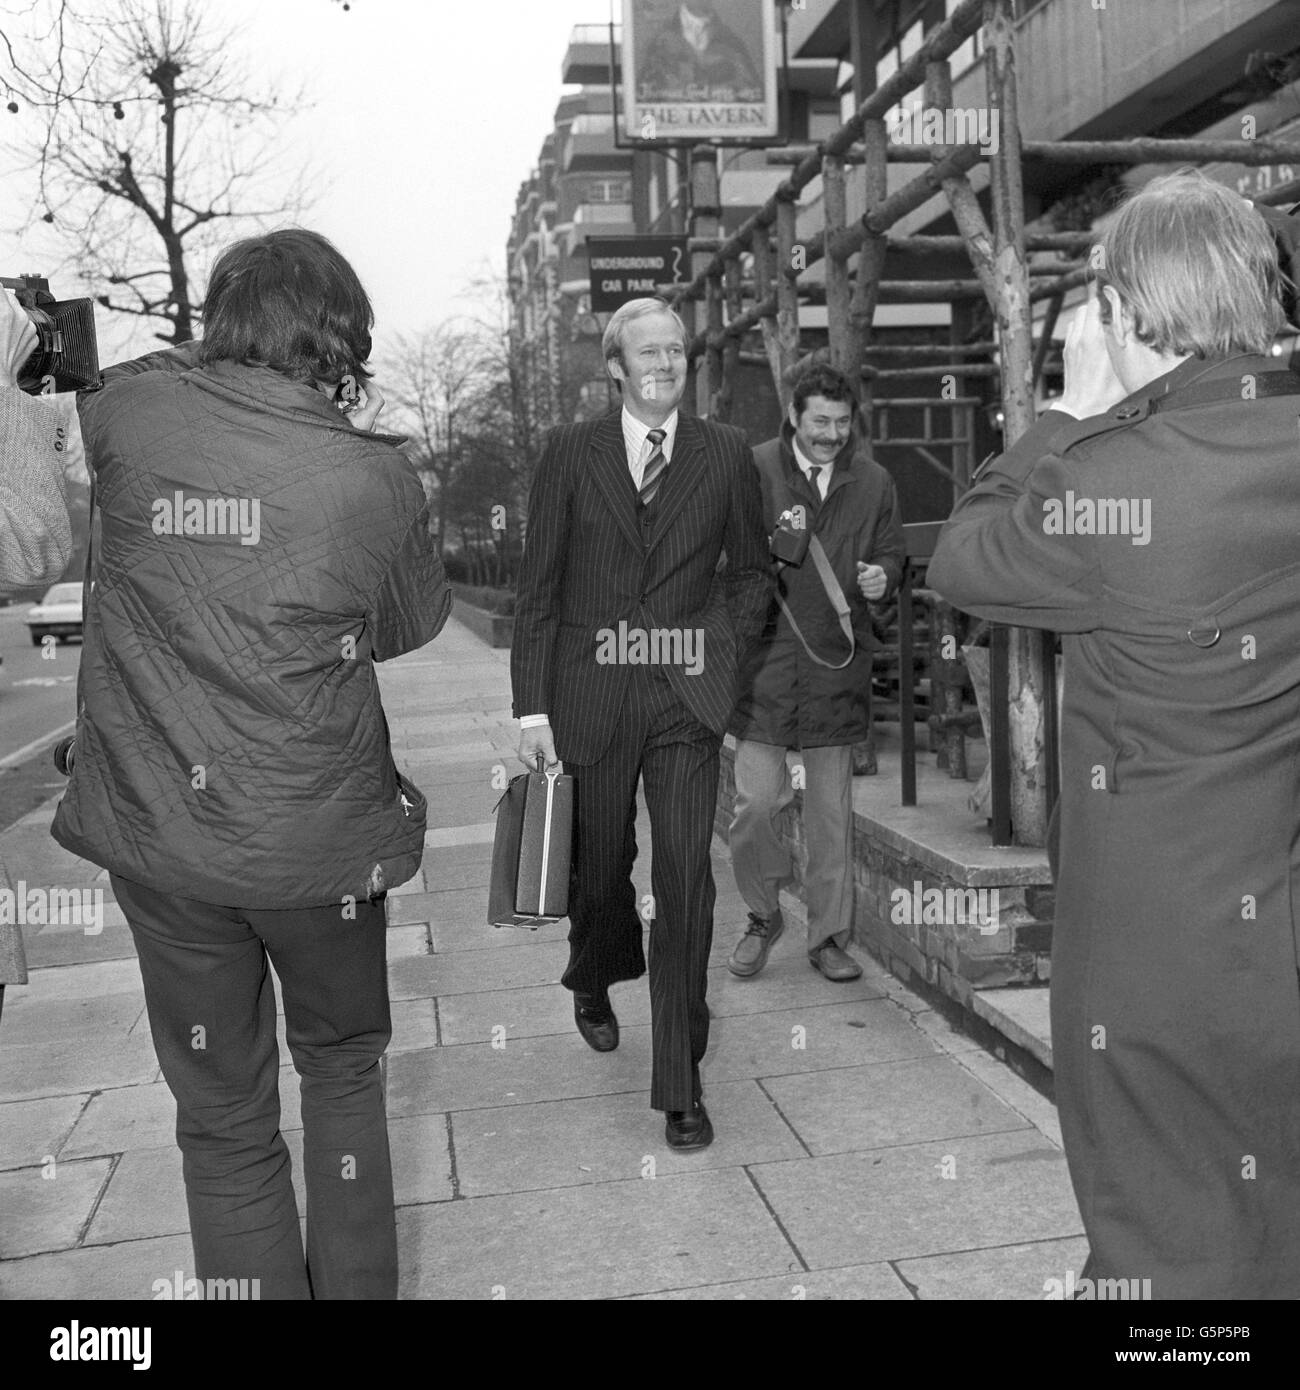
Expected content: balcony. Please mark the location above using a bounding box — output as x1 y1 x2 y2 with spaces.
564 202 636 259
562 22 621 85
573 201 634 227
562 113 631 172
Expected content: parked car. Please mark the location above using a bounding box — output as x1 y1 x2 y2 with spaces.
26 581 85 645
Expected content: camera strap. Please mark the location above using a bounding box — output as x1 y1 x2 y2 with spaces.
777 533 856 671
1145 368 1300 414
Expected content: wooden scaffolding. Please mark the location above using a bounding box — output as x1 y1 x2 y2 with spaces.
664 0 1300 847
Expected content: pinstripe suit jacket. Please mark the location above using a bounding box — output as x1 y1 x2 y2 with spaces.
511 408 772 765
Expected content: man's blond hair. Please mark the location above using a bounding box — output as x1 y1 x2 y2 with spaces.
1092 170 1284 357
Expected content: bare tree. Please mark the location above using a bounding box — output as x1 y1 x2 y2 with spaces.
383 323 495 558
2 0 314 343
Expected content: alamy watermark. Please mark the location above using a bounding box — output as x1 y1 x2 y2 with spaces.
49 1322 151 1368
595 621 705 676
890 881 1000 934
889 104 1000 155
152 490 261 545
1043 492 1150 545
1043 1269 1152 1300
0 882 103 935
152 1269 262 1300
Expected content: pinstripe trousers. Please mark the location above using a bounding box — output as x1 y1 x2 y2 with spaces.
562 662 720 1112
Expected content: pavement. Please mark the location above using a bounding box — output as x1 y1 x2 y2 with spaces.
0 616 1088 1300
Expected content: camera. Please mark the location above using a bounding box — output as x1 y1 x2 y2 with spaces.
769 506 811 565
52 736 77 776
1 274 101 395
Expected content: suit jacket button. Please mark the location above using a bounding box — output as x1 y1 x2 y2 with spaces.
1114 405 1140 420
1187 622 1220 647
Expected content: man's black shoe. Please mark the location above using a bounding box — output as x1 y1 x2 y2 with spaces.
665 1101 714 1150
573 991 619 1052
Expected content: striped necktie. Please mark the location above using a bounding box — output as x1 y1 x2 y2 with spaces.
638 428 668 507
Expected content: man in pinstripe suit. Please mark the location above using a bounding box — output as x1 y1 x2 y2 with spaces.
512 298 771 1149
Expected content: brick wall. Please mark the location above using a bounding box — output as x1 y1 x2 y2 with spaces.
715 743 1054 1012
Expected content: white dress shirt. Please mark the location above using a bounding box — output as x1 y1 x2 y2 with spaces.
622 405 679 489
791 437 832 501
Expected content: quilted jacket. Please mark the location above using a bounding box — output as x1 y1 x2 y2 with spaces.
50 347 452 908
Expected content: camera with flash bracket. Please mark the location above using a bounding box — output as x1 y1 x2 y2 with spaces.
769 506 811 565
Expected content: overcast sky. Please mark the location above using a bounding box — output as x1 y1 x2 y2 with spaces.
1 0 614 364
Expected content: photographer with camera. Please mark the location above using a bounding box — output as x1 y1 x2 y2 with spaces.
49 228 452 1300
727 364 904 983
0 286 74 592
928 171 1300 1298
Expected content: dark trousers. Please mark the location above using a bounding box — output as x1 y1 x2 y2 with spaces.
562 666 721 1112
111 873 397 1300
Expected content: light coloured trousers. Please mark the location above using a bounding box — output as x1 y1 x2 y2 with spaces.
729 739 854 953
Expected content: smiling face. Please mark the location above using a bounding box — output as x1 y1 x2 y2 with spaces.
608 310 688 418
790 393 854 464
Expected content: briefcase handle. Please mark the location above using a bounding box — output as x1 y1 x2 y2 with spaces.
535 751 563 781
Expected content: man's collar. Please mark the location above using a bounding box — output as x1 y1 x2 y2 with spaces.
621 403 680 458
791 436 823 474
1141 350 1273 401
622 403 680 433
184 359 406 446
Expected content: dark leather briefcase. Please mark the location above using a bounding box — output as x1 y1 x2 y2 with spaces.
487 756 573 928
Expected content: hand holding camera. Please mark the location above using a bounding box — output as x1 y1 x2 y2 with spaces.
334 373 387 432
1050 290 1128 421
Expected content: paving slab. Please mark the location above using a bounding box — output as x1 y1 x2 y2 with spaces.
703 1000 939 1083
0 1093 89 1171
396 1166 800 1300
896 1234 1092 1300
391 1112 453 1206
1 1032 162 1101
948 1045 1065 1150
424 823 496 849
0 1232 195 1300
428 912 571 954
385 924 430 959
387 1032 648 1117
387 997 440 1053
424 788 503 831
419 855 494 894
83 1144 192 1245
60 1073 306 1158
61 1082 177 1159
748 1130 1082 1268
388 869 426 896
0 990 145 1048
74 1109 445 1254
18 920 138 968
451 1079 806 1198
388 941 569 999
5 956 143 1002
628 1262 914 1300
762 1055 1032 1156
0 1155 114 1258
436 965 887 1045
